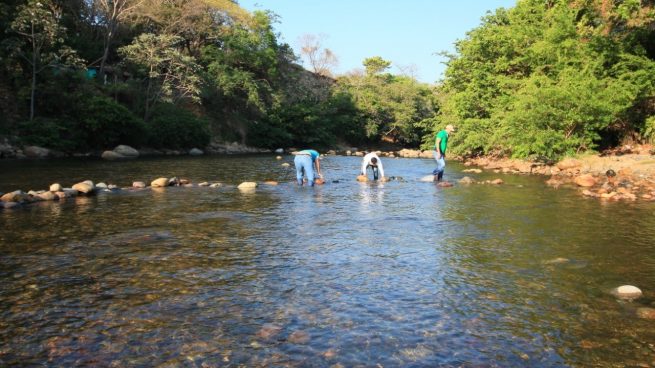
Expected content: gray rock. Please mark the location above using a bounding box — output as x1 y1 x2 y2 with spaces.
113 145 139 157
96 182 108 189
24 145 50 158
189 148 204 156
275 148 284 154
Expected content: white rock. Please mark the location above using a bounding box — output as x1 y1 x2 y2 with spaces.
96 182 108 189
276 156 283 160
612 285 642 300
275 148 284 154
238 182 257 189
281 163 290 167
72 182 94 194
198 182 210 186
209 183 222 188
189 148 204 156
50 183 62 192
132 181 146 188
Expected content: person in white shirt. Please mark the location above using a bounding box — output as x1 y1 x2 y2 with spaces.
360 152 385 180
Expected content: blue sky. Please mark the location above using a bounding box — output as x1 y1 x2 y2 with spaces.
238 0 517 84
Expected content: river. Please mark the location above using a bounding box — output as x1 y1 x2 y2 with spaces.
1 154 654 367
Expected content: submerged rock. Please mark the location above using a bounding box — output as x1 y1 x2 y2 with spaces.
459 176 475 184
288 330 310 344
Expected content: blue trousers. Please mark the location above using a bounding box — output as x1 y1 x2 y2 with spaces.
294 155 314 186
433 151 445 180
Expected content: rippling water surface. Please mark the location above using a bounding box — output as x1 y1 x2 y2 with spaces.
1 155 655 367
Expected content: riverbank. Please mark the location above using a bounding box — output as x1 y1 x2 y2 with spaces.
462 145 655 202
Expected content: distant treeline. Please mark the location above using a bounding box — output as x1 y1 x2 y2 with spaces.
0 0 654 159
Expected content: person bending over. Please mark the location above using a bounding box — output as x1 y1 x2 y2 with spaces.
293 149 322 186
361 152 385 180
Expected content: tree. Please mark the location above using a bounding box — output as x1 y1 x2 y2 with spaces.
94 0 144 81
363 56 391 76
119 33 201 119
299 33 338 77
9 0 83 120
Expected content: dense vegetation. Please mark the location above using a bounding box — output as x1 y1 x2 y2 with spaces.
438 0 655 159
0 0 654 159
0 0 435 152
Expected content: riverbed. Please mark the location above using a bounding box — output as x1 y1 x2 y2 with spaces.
1 155 654 367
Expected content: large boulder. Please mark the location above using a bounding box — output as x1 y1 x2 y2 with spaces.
113 145 139 158
151 177 170 188
24 145 50 158
611 285 642 300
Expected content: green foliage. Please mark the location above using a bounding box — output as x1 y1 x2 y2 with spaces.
644 116 655 143
438 0 655 158
16 118 79 152
147 104 210 149
73 96 147 150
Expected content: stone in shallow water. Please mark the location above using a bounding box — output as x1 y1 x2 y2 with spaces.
238 182 257 189
151 177 169 188
256 324 282 339
611 285 642 300
288 330 310 344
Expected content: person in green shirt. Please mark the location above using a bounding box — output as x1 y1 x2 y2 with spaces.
433 124 456 181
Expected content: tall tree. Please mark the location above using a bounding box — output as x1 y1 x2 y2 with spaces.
9 0 83 120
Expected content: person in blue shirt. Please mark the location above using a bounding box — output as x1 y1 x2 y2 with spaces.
293 149 322 186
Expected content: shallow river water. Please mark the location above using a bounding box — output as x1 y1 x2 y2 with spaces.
1 155 655 367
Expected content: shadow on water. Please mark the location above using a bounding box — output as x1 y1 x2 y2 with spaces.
1 155 655 366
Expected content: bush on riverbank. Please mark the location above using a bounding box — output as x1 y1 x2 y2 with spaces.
147 104 211 150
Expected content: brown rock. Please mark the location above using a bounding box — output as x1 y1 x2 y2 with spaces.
256 324 282 339
263 181 278 185
288 330 310 344
637 308 655 320
459 176 475 184
490 178 504 185
437 181 454 187
1 190 24 202
574 174 597 187
356 175 368 182
556 158 582 170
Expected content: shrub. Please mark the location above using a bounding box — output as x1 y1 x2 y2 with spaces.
17 118 80 152
74 96 147 150
147 104 210 149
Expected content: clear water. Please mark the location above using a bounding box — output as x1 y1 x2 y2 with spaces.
1 155 655 367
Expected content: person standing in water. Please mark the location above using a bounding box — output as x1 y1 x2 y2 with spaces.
433 124 456 181
293 149 322 186
360 152 385 180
